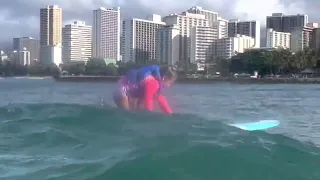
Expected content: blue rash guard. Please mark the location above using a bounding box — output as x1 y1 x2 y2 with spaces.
124 69 138 85
122 65 172 113
136 65 164 95
124 65 163 97
124 65 160 84
136 65 161 82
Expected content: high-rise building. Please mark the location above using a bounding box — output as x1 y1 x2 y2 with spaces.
214 35 255 60
62 21 92 63
40 5 62 46
121 21 126 61
216 17 228 39
266 13 307 32
123 14 165 63
0 51 8 63
13 37 39 62
228 19 260 48
18 47 31 65
307 22 320 28
290 26 314 53
92 7 120 61
156 25 180 66
311 28 320 50
163 12 208 68
40 5 62 64
120 35 123 57
186 6 227 39
266 28 291 49
187 6 218 26
41 45 62 65
10 51 19 64
190 26 218 70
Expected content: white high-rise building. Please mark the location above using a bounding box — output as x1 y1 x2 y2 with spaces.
19 47 31 65
163 12 208 67
266 28 291 49
92 7 120 61
123 14 165 63
190 26 218 70
156 25 180 66
228 19 260 48
187 6 218 26
215 17 228 39
41 44 62 66
186 6 227 39
0 51 8 63
215 35 255 60
307 22 320 28
62 21 92 62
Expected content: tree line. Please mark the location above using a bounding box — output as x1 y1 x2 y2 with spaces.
0 61 60 77
217 47 320 77
59 59 170 76
2 47 319 77
0 58 165 77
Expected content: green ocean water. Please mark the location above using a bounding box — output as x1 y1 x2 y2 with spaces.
0 78 320 180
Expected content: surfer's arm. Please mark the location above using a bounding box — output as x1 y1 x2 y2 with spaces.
156 94 172 114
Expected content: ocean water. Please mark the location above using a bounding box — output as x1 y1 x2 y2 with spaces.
1 78 320 180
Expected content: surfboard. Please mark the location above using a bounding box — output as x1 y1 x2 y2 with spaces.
228 120 280 131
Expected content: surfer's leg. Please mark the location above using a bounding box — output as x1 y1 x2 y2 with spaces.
113 86 130 110
113 95 130 110
128 97 138 109
137 98 144 109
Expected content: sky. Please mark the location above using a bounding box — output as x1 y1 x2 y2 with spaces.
0 0 318 47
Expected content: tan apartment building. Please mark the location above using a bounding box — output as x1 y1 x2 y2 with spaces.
40 5 62 64
40 5 62 46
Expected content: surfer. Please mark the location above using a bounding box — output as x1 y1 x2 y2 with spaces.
113 65 177 114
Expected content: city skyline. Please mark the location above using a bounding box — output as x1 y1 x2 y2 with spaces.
1 3 319 73
0 0 318 45
2 5 260 69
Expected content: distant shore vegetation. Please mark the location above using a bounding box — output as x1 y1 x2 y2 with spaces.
1 48 320 78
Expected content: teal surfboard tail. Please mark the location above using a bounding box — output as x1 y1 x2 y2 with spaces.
229 120 280 131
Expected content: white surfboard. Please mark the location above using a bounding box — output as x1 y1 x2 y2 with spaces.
229 120 280 131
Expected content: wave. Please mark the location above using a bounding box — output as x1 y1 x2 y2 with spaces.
0 103 319 180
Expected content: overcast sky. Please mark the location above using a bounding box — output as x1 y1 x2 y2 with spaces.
0 0 318 46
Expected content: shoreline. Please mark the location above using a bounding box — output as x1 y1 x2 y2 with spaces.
0 76 53 80
53 75 320 84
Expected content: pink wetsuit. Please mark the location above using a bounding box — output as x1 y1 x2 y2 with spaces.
143 76 172 114
114 68 173 114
